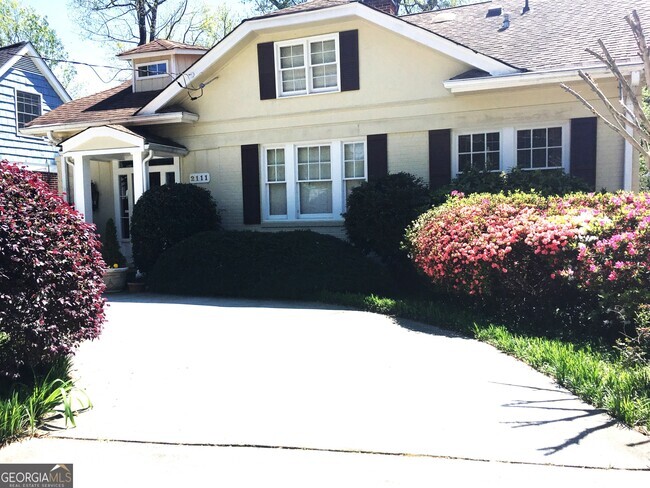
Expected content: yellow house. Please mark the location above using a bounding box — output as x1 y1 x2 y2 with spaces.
21 0 648 254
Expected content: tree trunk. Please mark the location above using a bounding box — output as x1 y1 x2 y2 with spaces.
137 0 147 45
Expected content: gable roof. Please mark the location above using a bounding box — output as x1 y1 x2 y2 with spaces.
0 41 70 103
0 42 28 68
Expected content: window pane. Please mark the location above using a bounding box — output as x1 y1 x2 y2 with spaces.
532 129 547 148
459 153 472 172
473 152 486 169
320 145 330 162
165 172 175 185
517 130 531 149
269 183 287 216
486 132 500 151
346 179 363 201
148 172 161 189
268 166 276 181
517 149 531 168
321 163 331 179
548 148 562 167
548 127 562 147
532 148 547 168
298 147 308 164
486 152 499 171
458 135 471 153
300 181 332 214
472 133 485 152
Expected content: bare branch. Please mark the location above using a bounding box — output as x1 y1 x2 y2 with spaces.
561 82 648 157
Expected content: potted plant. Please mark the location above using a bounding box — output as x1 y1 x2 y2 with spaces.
101 218 128 292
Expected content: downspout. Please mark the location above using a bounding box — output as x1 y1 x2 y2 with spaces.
142 149 154 187
623 71 641 191
63 156 75 203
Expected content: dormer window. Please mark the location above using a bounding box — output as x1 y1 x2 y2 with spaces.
136 61 168 79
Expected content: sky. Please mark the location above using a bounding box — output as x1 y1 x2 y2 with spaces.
22 0 251 97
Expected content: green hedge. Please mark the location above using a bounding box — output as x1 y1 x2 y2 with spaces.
149 230 393 299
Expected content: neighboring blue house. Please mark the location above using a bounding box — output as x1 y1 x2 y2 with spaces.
0 41 70 188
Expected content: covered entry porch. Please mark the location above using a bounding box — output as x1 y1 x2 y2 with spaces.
60 125 187 252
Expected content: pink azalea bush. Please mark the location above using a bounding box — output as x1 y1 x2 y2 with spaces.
405 191 650 338
0 161 106 378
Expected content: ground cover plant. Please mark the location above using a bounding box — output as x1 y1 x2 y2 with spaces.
148 230 393 299
0 161 105 379
0 357 89 446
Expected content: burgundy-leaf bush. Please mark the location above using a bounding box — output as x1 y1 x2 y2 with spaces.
0 162 105 378
405 191 650 340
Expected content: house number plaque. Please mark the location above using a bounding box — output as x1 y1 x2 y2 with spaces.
189 173 210 184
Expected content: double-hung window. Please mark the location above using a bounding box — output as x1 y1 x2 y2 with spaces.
263 141 366 221
16 91 41 129
517 127 563 169
276 34 339 97
457 132 500 172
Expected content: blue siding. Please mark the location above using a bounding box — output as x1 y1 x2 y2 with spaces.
0 66 64 172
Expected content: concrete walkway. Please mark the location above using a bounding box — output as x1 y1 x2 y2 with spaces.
1 294 649 486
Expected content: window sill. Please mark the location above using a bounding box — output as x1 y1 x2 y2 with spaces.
261 219 344 228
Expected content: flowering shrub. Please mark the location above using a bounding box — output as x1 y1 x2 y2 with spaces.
405 191 650 340
0 162 105 378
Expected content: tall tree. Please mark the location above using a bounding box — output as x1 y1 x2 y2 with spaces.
70 0 239 49
0 0 75 86
242 0 474 15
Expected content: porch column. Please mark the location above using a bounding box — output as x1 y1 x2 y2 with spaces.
72 155 93 223
59 156 68 200
131 150 148 204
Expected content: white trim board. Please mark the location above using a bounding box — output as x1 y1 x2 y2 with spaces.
0 42 71 104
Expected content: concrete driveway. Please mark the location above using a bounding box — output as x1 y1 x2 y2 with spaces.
2 294 649 486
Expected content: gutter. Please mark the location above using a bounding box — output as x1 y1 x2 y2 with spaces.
444 62 645 93
20 111 199 137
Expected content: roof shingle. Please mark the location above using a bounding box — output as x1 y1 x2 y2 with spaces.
117 39 208 57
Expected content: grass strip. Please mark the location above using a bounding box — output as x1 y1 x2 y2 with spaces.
0 356 91 446
318 292 650 434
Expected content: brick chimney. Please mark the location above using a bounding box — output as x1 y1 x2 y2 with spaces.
362 0 399 16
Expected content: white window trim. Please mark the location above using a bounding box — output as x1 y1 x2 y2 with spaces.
15 88 42 134
452 129 504 176
451 122 571 178
274 33 341 98
513 122 570 172
135 60 169 80
261 139 365 222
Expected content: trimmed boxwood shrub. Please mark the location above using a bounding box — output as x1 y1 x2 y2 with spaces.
148 230 393 299
101 218 126 268
343 173 432 262
431 168 593 205
405 191 650 340
0 162 105 378
130 183 221 273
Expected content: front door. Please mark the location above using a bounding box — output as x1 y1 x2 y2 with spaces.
113 157 180 240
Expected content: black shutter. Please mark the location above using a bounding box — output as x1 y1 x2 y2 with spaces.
339 30 359 92
428 129 452 189
367 134 388 181
241 144 261 225
570 117 597 189
257 42 276 100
